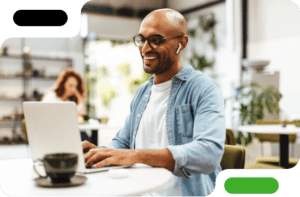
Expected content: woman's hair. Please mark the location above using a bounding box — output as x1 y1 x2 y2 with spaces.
53 68 85 104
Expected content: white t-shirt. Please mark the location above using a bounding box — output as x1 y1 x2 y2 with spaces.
135 79 182 196
42 91 83 113
42 91 63 102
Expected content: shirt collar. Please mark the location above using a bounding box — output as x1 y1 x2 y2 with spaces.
148 65 195 85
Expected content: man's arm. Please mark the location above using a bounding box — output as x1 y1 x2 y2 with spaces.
167 82 225 178
84 148 175 172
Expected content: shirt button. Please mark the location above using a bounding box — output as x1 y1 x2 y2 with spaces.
133 136 135 139
138 114 140 117
146 95 149 98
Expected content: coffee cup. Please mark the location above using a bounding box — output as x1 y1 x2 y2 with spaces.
33 153 78 183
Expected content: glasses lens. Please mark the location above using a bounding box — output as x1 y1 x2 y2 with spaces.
134 36 143 47
149 36 162 48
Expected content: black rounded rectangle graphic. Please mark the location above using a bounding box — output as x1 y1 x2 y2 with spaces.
13 10 68 26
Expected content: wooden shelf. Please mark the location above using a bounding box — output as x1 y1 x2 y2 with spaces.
0 98 23 101
30 76 57 80
0 120 22 128
0 76 23 79
0 52 72 133
0 54 72 62
0 76 57 80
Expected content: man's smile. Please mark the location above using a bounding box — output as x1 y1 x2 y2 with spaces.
144 56 157 60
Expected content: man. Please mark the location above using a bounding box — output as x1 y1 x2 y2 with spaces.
83 8 225 196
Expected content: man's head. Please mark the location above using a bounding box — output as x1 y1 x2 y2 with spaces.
134 9 188 82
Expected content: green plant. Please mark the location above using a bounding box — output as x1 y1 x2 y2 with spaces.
189 53 214 71
110 40 132 47
236 83 282 146
187 29 196 38
236 132 253 146
238 83 282 125
200 14 217 32
117 63 131 77
98 117 109 124
97 65 109 77
209 33 217 49
100 85 116 108
127 72 152 95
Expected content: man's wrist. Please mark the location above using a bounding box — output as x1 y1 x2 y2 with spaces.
131 149 142 164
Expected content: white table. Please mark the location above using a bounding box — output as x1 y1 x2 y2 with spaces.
0 159 172 196
239 124 300 168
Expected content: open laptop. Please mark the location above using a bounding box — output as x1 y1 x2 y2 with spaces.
23 101 127 174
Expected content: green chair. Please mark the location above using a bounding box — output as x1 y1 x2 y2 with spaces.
245 162 284 169
221 145 246 170
225 129 236 145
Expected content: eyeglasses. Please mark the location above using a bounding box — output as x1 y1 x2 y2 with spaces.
133 35 183 49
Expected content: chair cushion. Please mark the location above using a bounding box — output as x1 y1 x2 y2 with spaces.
256 134 296 143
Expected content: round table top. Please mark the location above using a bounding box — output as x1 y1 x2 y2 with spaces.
238 124 300 134
0 159 172 196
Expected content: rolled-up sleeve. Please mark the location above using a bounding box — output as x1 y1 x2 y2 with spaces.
167 83 225 179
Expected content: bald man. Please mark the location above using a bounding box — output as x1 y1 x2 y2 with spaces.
83 9 225 196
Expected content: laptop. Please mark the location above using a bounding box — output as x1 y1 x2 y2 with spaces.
23 101 127 174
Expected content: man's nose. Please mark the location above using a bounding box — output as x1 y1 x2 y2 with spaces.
141 40 152 54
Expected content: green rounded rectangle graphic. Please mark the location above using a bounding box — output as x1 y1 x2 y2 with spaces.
225 177 279 194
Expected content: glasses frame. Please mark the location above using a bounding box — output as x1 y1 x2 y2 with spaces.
133 35 183 49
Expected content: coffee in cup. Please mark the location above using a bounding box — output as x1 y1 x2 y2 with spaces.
33 153 78 183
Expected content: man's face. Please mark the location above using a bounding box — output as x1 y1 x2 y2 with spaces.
138 15 179 75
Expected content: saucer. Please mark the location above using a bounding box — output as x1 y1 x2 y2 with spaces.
34 175 87 188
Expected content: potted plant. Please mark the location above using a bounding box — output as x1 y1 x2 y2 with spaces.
236 82 282 145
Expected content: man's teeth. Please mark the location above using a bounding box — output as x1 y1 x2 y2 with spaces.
144 57 156 60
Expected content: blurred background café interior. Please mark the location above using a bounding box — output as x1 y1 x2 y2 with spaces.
0 0 300 169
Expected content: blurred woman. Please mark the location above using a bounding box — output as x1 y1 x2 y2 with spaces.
42 68 86 116
42 68 89 141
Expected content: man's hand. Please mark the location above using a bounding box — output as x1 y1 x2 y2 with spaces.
82 140 97 155
84 148 137 168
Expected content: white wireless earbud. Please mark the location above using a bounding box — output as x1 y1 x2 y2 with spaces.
176 44 181 54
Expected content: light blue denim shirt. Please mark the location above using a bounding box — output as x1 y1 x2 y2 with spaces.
107 65 225 196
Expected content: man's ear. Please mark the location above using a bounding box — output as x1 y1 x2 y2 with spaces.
179 35 188 51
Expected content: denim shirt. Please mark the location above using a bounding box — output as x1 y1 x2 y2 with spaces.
107 65 225 196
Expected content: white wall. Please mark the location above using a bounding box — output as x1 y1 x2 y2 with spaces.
87 14 142 40
167 0 212 11
248 0 300 120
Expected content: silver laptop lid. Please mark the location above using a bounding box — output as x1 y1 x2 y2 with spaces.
23 102 86 173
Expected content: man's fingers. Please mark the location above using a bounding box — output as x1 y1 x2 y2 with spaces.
85 150 110 168
82 140 96 152
92 158 112 169
82 140 91 149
